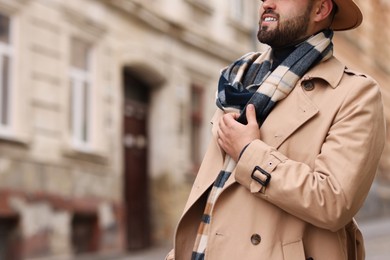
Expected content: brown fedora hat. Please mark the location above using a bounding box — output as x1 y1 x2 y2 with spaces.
331 0 363 31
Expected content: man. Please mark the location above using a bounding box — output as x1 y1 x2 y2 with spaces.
167 0 385 259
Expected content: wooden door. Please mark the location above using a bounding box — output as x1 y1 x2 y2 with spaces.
71 213 99 254
123 70 150 250
0 216 21 260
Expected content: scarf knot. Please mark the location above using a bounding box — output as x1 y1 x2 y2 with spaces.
217 29 334 126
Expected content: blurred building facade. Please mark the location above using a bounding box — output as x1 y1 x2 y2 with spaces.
334 0 390 220
0 0 389 259
0 0 259 258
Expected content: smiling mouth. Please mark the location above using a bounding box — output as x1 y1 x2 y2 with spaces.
261 9 278 24
260 15 278 29
261 13 278 23
263 17 277 22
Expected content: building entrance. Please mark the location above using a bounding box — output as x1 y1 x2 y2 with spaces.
122 68 151 249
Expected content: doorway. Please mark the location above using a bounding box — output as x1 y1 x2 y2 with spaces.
0 216 21 260
71 213 99 254
122 67 151 250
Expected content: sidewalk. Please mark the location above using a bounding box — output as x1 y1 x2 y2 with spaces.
30 246 171 260
117 246 170 260
359 217 390 260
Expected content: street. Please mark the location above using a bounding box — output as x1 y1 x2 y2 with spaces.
360 217 390 260
118 246 169 260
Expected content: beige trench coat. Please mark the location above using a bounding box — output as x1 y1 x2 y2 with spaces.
167 56 386 260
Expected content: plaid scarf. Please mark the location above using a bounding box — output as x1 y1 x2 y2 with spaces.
191 30 334 260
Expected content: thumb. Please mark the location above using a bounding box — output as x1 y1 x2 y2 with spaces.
246 104 257 125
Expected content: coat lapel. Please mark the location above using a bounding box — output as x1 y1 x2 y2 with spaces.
260 83 319 149
222 84 319 192
183 84 319 212
259 57 343 149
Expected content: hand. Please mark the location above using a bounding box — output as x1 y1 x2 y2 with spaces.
217 104 260 162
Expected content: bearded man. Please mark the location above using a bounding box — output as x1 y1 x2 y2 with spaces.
166 0 385 259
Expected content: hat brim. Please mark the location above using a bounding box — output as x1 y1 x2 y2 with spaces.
331 0 363 31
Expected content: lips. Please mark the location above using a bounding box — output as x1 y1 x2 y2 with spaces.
261 9 278 25
260 12 278 28
262 13 278 22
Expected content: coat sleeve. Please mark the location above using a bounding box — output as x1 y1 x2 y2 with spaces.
234 75 386 232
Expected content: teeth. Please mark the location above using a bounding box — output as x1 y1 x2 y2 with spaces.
264 17 276 22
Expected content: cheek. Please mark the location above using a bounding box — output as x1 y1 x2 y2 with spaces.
258 9 264 20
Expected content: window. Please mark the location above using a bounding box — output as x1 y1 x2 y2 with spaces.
228 0 258 35
190 84 204 173
69 37 92 149
0 13 12 133
230 0 245 21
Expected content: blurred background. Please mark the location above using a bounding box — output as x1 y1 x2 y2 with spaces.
0 0 389 259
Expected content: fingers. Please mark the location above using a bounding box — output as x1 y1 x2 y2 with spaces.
217 129 225 147
231 113 240 120
217 126 228 152
218 113 236 141
246 104 257 126
219 112 237 130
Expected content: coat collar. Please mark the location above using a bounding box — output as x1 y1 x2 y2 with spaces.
261 56 345 149
302 56 345 89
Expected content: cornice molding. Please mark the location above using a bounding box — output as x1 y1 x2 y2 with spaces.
61 3 107 38
184 0 214 15
105 0 244 62
227 17 253 36
0 0 30 14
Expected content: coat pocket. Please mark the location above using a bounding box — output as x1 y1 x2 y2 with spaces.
282 240 305 260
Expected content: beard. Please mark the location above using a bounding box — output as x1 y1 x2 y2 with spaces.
257 7 312 48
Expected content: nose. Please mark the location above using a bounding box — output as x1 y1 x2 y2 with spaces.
261 0 276 10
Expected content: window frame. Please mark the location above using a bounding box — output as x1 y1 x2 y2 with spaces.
227 0 258 34
230 0 245 21
68 37 93 151
0 12 13 137
61 6 109 162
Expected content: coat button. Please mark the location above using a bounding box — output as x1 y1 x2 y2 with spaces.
302 81 314 91
250 234 261 245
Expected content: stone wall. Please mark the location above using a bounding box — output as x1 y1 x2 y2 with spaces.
0 0 258 258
